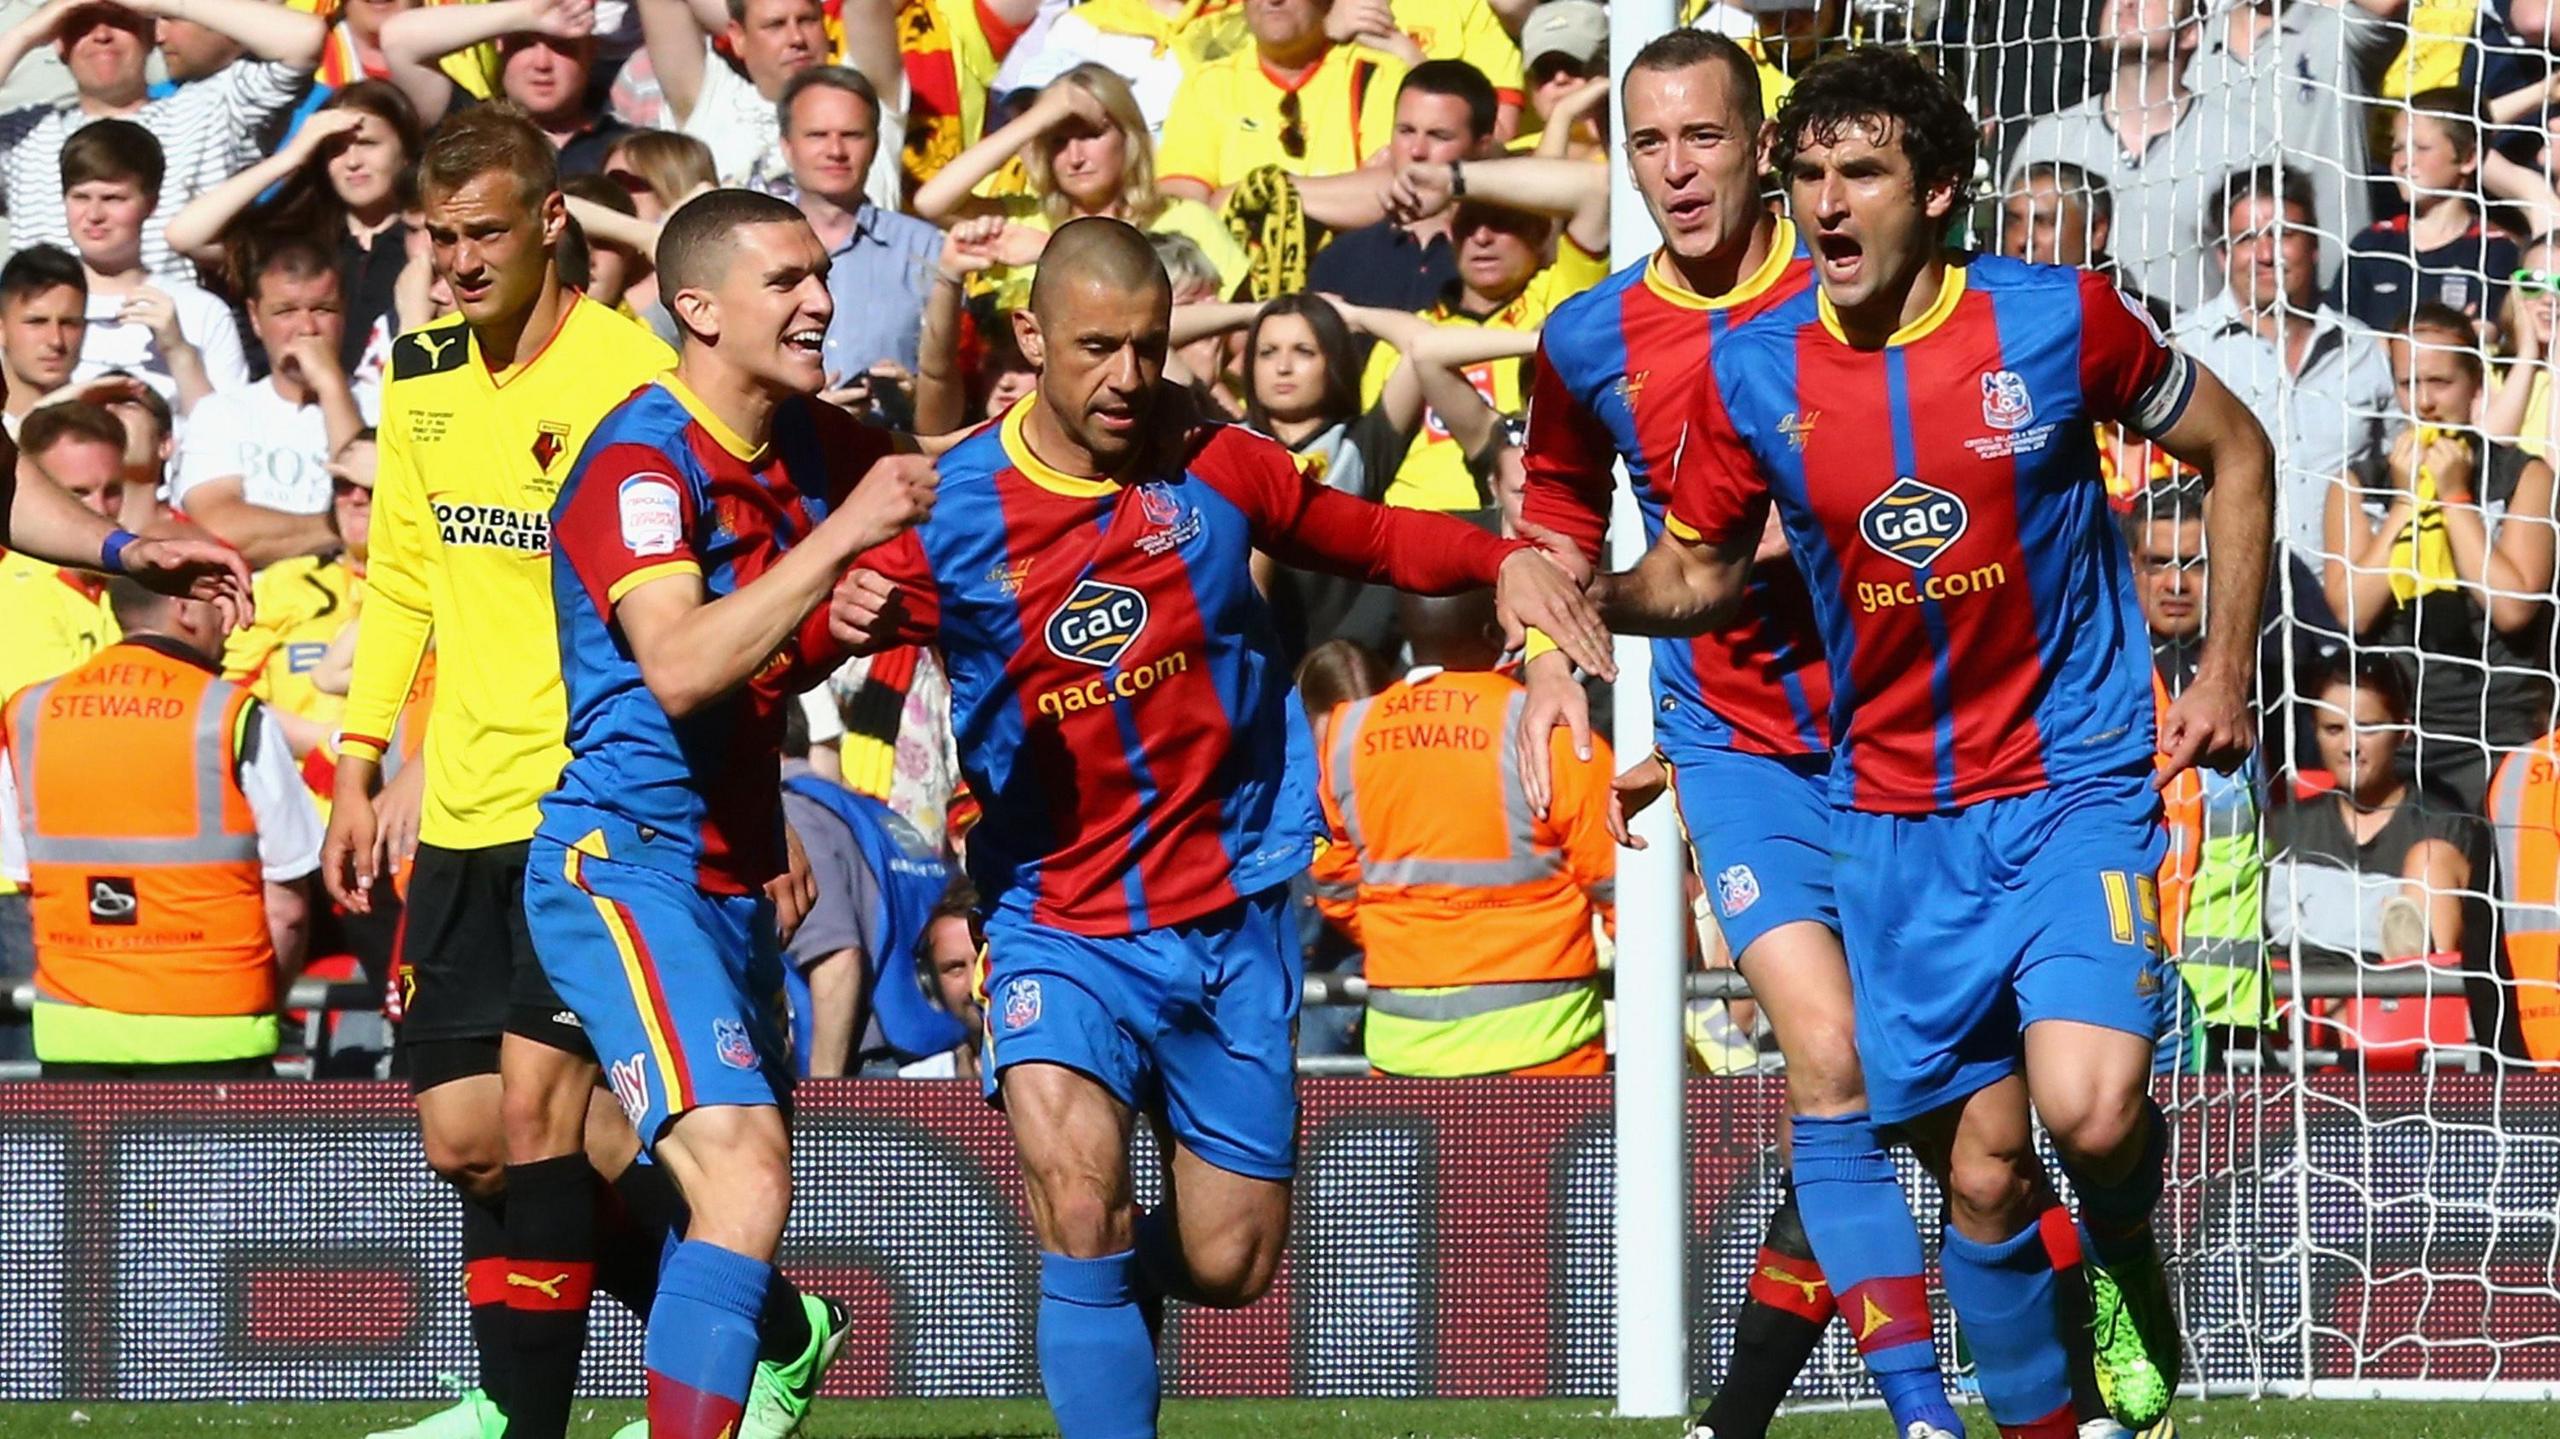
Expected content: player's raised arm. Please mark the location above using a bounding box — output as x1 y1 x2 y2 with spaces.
2143 360 2274 780
600 448 935 717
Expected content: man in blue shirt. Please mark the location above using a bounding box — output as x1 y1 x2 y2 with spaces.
777 66 940 405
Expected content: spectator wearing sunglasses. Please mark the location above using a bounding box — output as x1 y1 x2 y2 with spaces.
2335 89 2519 336
2486 233 2560 463
1158 0 1409 201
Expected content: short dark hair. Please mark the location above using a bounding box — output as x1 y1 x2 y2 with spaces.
420 102 558 210
100 371 173 447
1027 216 1167 323
1771 47 1977 210
2215 163 2319 244
18 401 125 461
2015 160 2112 231
245 234 342 305
1398 59 1498 143
108 578 172 635
1294 637 1390 720
1625 27 1764 135
60 119 164 200
929 872 980 927
2405 87 2483 166
2119 473 2208 548
0 244 85 309
656 187 810 309
2305 645 2416 726
779 64 881 135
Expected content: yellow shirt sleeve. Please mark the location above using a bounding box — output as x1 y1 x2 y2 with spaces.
339 400 433 761
1450 0 1524 100
1155 65 1225 188
1355 53 1405 168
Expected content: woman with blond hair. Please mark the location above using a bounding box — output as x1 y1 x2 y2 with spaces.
912 64 1249 305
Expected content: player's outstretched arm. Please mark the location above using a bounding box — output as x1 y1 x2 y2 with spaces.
613 455 937 718
1592 523 1756 638
8 437 254 623
2147 363 2275 780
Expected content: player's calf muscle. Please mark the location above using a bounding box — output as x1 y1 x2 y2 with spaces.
657 1105 793 1255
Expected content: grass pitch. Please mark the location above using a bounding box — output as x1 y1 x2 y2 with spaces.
0 1399 2542 1438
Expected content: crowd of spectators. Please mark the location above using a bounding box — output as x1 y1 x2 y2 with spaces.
6 0 2560 1075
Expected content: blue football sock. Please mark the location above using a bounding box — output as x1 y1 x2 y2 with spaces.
644 1239 770 1439
1038 1250 1161 1439
2061 1099 2166 1253
1940 1220 2071 1429
1790 1113 1959 1435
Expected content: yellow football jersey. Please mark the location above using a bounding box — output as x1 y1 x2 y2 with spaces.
340 296 675 849
224 554 361 736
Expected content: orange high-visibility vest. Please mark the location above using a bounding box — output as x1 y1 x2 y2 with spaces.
6 640 275 1056
1315 668 1615 1076
2488 735 2560 1066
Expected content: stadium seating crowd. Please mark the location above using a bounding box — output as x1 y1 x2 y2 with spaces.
2 0 2559 1079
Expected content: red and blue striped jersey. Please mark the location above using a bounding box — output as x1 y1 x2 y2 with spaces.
546 378 900 893
1521 224 1833 760
861 399 1524 936
1671 256 2197 814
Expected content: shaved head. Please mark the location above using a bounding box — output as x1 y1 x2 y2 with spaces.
1398 587 1502 671
656 187 810 306
1029 216 1171 324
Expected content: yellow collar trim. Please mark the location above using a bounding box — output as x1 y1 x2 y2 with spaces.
1643 218 1798 312
1001 396 1122 498
1817 258 1968 348
659 375 764 463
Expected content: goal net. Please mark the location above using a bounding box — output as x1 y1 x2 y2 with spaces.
1677 0 2560 1402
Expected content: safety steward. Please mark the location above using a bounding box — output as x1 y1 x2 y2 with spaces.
1314 590 1616 1076
0 581 323 1077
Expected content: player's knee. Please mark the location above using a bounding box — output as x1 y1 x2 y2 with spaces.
1185 1229 1284 1308
2043 1088 2148 1172
1028 1174 1131 1257
423 1130 506 1198
1943 1146 2036 1228
1782 1020 1867 1118
500 1078 591 1163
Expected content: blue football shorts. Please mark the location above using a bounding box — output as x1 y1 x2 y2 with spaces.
524 832 792 1146
1666 745 1840 959
980 885 1300 1181
1831 768 2173 1126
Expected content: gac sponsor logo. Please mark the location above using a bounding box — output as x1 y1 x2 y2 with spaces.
1036 652 1191 719
1858 476 1967 569
1854 561 2009 613
1045 579 1147 667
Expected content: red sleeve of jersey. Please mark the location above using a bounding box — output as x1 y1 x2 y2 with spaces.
1665 372 1768 548
1205 429 1525 591
1519 343 1615 566
2076 268 2190 433
554 441 702 620
844 529 942 650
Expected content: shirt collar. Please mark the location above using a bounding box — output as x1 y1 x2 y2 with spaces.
117 632 219 675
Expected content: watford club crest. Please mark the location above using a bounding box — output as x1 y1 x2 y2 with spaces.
531 420 571 471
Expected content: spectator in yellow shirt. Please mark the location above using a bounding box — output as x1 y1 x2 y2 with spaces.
224 429 376 775
1513 0 1609 159
0 402 125 710
1358 152 1609 512
913 64 1252 307
1158 0 1409 198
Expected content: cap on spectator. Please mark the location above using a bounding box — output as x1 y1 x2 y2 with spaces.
1521 2 1608 68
